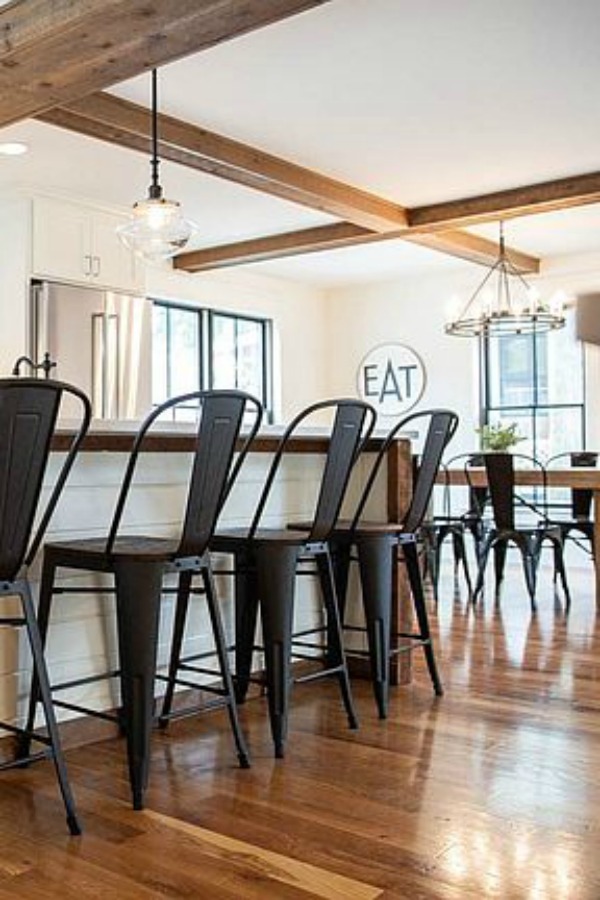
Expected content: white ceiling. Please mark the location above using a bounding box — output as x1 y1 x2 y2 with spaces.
1 0 600 286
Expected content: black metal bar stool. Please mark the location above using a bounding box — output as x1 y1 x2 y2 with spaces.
0 377 91 835
174 398 376 758
23 389 262 810
327 409 458 719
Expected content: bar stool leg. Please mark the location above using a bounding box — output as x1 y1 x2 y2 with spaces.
159 569 193 727
20 581 81 835
19 553 57 761
233 548 259 704
356 534 394 719
202 565 250 768
317 548 359 729
402 537 443 696
254 543 299 758
114 557 163 810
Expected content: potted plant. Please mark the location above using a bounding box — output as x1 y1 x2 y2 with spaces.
477 421 526 453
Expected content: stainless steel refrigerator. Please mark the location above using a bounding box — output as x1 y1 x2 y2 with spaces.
30 280 153 420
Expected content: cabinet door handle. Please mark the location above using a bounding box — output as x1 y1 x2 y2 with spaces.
92 255 101 277
83 254 92 276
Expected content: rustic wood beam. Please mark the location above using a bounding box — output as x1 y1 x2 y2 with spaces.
409 172 600 231
38 92 409 232
175 223 541 274
0 0 329 127
173 223 372 272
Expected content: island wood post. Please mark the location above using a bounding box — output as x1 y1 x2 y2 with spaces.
387 437 413 685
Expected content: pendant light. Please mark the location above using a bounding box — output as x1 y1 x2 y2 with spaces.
117 68 197 263
445 222 566 337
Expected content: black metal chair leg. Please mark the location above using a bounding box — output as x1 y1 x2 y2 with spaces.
493 540 508 590
19 554 57 760
159 570 193 728
552 537 572 610
453 530 473 594
518 538 538 612
402 537 443 696
114 558 163 811
233 548 259 704
20 582 81 836
328 538 353 625
356 535 394 719
254 543 299 758
202 566 251 768
473 535 493 602
318 549 359 729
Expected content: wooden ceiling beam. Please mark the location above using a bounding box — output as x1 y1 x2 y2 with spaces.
409 172 600 231
38 92 409 231
0 0 330 127
175 223 541 274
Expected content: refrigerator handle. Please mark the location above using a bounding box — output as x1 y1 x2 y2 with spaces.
105 314 120 419
30 282 50 366
91 313 105 418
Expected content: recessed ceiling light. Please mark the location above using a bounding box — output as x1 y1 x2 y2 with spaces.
0 142 29 156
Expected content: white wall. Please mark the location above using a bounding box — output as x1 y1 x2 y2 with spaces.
324 267 482 453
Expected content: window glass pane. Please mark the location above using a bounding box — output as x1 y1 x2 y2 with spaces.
534 407 585 462
152 304 168 405
543 313 584 406
237 318 264 397
169 307 200 397
488 334 535 407
211 314 236 388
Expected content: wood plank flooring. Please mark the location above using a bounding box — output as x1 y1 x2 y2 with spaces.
0 548 598 898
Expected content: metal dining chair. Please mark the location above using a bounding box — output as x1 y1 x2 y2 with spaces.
545 451 597 561
194 398 376 758
22 389 262 811
0 377 91 835
472 452 571 610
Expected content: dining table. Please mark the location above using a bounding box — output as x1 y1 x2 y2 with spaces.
444 465 600 598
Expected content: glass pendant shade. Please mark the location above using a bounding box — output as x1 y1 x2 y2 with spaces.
117 68 197 264
117 195 196 262
445 223 566 337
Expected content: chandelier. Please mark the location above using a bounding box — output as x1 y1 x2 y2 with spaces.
445 222 566 337
117 68 197 263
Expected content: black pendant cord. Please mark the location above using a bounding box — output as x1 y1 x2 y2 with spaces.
149 68 162 200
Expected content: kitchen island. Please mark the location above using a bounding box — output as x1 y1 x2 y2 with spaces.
6 426 413 751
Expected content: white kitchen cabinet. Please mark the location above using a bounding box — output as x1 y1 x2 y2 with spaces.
32 196 144 293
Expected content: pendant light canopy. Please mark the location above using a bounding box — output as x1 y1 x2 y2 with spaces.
445 222 566 337
117 68 197 263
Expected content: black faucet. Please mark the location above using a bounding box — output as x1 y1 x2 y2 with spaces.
12 352 57 379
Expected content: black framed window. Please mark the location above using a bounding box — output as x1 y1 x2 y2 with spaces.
481 310 585 459
152 300 272 419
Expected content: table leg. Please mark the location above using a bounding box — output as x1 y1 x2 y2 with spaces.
114 557 163 810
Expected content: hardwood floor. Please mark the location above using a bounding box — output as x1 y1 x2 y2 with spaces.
0 548 598 898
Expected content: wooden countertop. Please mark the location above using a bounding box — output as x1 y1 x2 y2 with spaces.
52 427 412 454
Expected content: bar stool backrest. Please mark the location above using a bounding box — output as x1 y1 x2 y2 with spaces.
0 377 91 582
248 398 376 543
349 408 458 532
106 390 263 557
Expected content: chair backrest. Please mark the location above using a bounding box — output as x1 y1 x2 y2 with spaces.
439 451 487 519
106 390 263 556
547 450 597 520
248 398 376 543
349 408 459 532
483 452 547 531
0 378 91 582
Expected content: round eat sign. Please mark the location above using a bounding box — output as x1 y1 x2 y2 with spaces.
357 343 426 418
